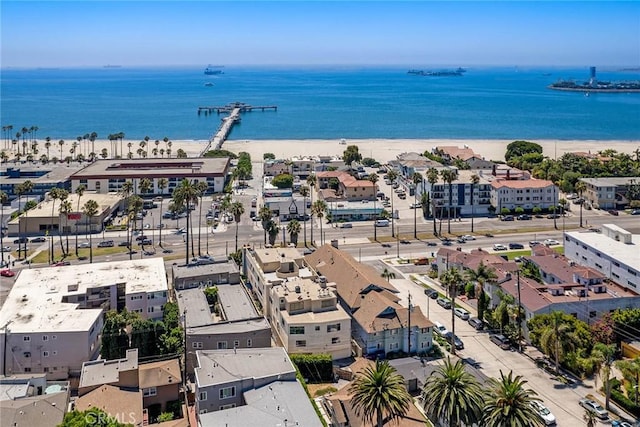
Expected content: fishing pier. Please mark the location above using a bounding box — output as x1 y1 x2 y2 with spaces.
197 102 277 155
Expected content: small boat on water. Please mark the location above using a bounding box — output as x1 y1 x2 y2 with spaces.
204 82 214 87
204 65 224 75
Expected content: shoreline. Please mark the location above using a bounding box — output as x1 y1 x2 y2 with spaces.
3 138 638 165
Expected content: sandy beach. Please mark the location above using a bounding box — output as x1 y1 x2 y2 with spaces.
17 138 638 164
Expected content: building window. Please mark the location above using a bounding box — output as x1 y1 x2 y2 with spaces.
143 387 157 397
24 368 31 373
290 301 304 312
52 335 57 340
295 340 307 347
327 323 341 333
590 311 597 318
198 391 207 401
246 339 252 347
193 342 203 349
130 295 143 300
217 341 228 350
147 307 154 313
42 335 49 341
315 326 320 331
331 337 340 344
24 352 31 358
290 326 305 335
23 336 30 342
233 340 240 348
219 386 236 400
220 404 236 410
43 351 49 357
321 300 334 308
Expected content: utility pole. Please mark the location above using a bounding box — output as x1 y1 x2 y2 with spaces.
407 292 412 355
2 320 13 376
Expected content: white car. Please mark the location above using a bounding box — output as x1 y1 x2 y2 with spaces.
78 242 91 248
531 401 556 426
461 235 476 241
544 239 560 246
493 244 508 251
454 307 470 320
579 398 608 420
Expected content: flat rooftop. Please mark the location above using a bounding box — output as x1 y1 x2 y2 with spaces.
172 260 239 281
71 158 230 179
580 176 640 187
176 289 213 328
195 348 295 388
216 284 258 321
187 318 270 336
1 164 82 185
0 258 167 333
9 192 119 221
565 227 640 269
79 349 138 389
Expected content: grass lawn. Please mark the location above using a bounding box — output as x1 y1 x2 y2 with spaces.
31 246 131 264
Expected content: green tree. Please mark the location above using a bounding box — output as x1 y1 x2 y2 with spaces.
575 180 587 227
266 220 279 246
0 190 6 264
271 173 294 189
157 178 168 247
583 407 597 427
312 200 327 246
263 152 275 160
592 343 616 409
505 140 543 162
299 185 310 247
58 191 72 256
74 184 86 256
440 268 462 356
230 200 244 252
196 181 209 256
348 360 411 427
470 173 479 233
386 169 398 237
412 172 423 238
616 356 640 406
464 261 497 323
440 169 457 234
381 268 396 282
82 199 99 263
369 173 380 240
306 174 317 244
59 408 133 427
422 357 483 427
172 179 200 264
258 205 272 245
536 311 582 374
481 371 544 427
287 218 301 247
427 167 440 236
342 145 362 169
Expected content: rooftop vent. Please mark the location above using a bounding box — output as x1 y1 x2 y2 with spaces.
295 286 301 293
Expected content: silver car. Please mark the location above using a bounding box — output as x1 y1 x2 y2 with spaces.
531 401 556 426
579 398 608 420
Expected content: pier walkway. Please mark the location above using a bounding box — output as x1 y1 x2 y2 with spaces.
198 102 277 155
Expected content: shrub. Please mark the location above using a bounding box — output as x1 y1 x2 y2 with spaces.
158 412 174 422
314 386 338 397
290 353 333 383
610 378 640 417
464 283 476 298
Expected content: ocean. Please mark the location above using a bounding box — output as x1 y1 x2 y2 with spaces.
1 66 639 141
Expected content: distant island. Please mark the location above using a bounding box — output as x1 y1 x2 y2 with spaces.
549 66 640 93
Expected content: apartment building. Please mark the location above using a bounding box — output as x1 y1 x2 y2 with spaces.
491 178 558 212
578 176 640 210
70 158 230 195
426 169 493 218
172 260 240 290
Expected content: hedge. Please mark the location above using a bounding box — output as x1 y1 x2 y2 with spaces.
610 378 640 417
290 353 333 383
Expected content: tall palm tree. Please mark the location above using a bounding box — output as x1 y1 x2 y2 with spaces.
58 139 65 159
196 181 209 256
470 173 479 233
616 356 640 406
74 184 86 256
575 181 587 227
583 407 597 427
299 185 310 247
306 174 317 245
369 173 380 240
349 360 411 427
18 180 34 258
481 371 544 427
172 179 200 264
82 199 99 263
312 200 327 246
266 220 279 246
44 137 51 159
440 268 462 356
0 190 7 266
412 172 423 239
118 181 135 259
381 268 396 282
464 261 497 322
387 169 398 237
592 343 616 410
287 218 301 247
258 205 272 245
441 169 458 234
540 311 579 375
127 195 143 253
58 192 71 256
422 357 483 427
230 200 245 252
90 132 97 159
48 188 62 263
157 178 168 246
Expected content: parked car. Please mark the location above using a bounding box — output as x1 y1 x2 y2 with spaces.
1 269 16 277
461 235 476 241
424 288 439 299
433 322 448 337
490 334 511 349
31 236 47 243
543 239 560 246
437 297 451 309
339 223 353 229
454 307 470 320
135 235 148 241
78 242 91 248
139 238 152 245
1 246 11 252
631 209 640 215
611 421 633 427
414 258 429 265
468 317 484 330
13 237 29 244
608 209 619 216
529 240 541 247
426 241 438 247
501 215 514 221
493 244 508 251
456 237 467 244
517 214 532 220
444 332 464 350
118 241 130 247
97 240 114 248
530 401 556 426
508 242 524 249
52 261 71 267
579 398 608 420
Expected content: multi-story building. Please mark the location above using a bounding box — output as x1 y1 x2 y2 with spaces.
70 158 231 195
0 258 168 379
578 176 640 210
316 171 376 202
564 225 640 291
0 374 71 427
270 277 351 359
0 165 77 202
243 247 351 360
305 245 433 358
490 178 558 212
426 169 493 218
172 260 240 290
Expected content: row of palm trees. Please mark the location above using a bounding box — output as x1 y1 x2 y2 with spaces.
350 358 546 427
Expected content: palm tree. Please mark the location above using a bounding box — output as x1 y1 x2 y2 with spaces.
381 268 396 282
464 261 497 322
230 200 245 252
44 137 51 159
172 179 200 264
306 174 317 244
58 140 65 159
287 219 301 247
127 195 143 253
90 132 97 158
349 360 411 427
127 142 133 157
17 180 34 258
616 357 640 406
299 185 310 247
539 311 579 375
440 268 462 356
266 220 279 246
583 407 597 427
470 173 479 233
592 343 616 409
157 178 168 246
0 190 7 266
481 371 544 427
82 199 99 263
312 200 327 246
575 181 587 227
118 181 135 259
74 184 86 256
422 357 483 427
368 173 380 240
412 172 423 239
387 170 398 237
58 192 71 256
258 206 272 245
196 181 209 255
441 169 458 234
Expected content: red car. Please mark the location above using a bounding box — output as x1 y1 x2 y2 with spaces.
1 269 16 277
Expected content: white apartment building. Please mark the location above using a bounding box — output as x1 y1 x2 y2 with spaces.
271 277 351 359
0 258 168 379
243 247 352 360
491 178 558 212
423 169 493 218
564 225 640 292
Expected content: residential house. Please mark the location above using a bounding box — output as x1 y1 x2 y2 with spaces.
0 374 70 427
316 171 377 202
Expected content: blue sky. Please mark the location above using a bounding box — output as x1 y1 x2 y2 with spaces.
2 1 639 67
